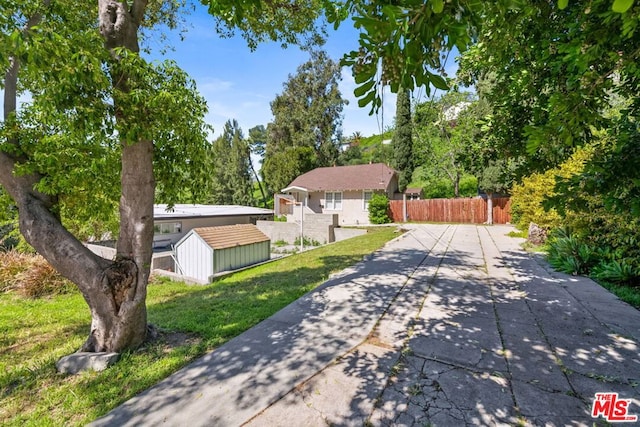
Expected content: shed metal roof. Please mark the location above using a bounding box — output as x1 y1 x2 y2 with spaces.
154 204 273 219
191 224 270 250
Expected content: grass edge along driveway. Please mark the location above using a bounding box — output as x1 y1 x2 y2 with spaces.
0 226 402 426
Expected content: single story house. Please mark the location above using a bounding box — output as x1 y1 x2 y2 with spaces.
153 204 273 249
174 224 270 282
280 163 399 225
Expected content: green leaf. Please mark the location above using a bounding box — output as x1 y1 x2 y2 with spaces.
357 90 376 108
612 0 634 13
431 0 444 13
506 0 526 9
558 0 569 9
382 5 398 19
429 74 449 90
525 137 540 155
353 79 375 98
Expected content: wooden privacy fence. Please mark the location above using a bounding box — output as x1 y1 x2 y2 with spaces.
389 197 511 224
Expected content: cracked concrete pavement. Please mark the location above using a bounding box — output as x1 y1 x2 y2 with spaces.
92 224 640 427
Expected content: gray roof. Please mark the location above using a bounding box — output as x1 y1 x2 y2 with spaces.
154 204 273 220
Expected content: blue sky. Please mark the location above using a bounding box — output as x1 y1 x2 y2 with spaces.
2 4 459 141
147 3 458 140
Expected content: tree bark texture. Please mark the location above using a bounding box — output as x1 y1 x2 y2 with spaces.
0 0 153 353
87 0 153 352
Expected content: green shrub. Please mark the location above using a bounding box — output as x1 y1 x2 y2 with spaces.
535 139 640 289
368 194 391 224
546 216 640 285
511 147 591 232
459 174 478 197
591 260 640 285
555 173 640 285
564 205 640 265
421 177 453 199
547 229 597 275
511 169 562 231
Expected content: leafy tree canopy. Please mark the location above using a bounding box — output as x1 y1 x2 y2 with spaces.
262 49 346 193
412 91 491 198
332 0 637 123
456 0 639 168
0 0 330 352
208 119 254 206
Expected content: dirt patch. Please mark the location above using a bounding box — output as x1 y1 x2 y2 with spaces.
145 325 203 353
161 331 202 349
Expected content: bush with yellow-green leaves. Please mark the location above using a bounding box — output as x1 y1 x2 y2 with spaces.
510 146 593 233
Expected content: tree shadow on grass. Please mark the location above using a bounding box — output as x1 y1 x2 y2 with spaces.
81 223 640 426
84 244 430 426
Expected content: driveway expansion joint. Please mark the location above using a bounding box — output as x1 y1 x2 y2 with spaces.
91 225 640 427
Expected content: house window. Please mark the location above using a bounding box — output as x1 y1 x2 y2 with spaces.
363 191 373 210
325 191 343 210
153 222 182 234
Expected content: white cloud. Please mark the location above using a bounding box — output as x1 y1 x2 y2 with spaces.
198 78 234 94
203 91 274 138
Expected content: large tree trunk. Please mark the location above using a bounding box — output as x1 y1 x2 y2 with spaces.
0 133 148 353
77 140 154 352
0 0 153 353
86 0 153 352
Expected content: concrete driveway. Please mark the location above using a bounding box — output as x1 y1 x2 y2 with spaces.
92 224 640 427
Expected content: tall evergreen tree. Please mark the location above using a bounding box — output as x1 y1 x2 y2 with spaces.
262 50 346 193
209 120 254 206
392 89 414 192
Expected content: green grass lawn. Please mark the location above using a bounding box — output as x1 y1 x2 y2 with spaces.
0 227 400 426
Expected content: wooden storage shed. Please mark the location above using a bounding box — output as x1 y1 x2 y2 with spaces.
174 224 271 282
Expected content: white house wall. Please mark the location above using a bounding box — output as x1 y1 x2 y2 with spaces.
318 190 373 225
175 233 214 282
